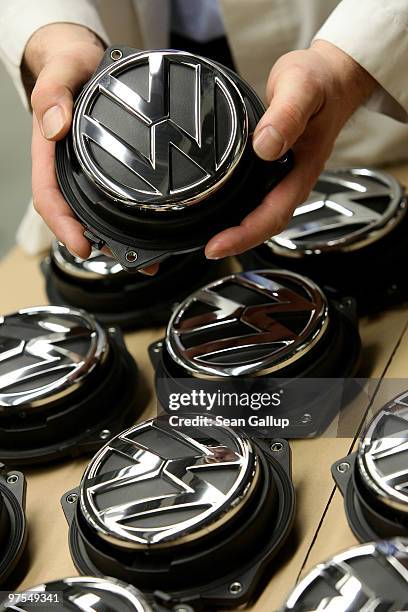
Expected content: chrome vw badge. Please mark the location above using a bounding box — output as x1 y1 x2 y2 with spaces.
268 168 406 256
57 46 293 270
1 577 153 611
358 391 408 515
63 417 295 607
0 306 107 411
79 415 258 549
282 539 408 611
0 307 140 465
73 50 247 210
333 391 408 541
166 270 329 378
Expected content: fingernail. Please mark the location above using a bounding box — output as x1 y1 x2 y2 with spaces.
253 125 284 161
41 105 65 139
67 247 85 260
205 243 228 260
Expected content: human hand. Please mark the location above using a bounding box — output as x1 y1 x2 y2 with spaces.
26 24 160 274
25 23 104 259
205 40 377 259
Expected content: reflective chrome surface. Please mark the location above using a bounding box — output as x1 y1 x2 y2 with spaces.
80 415 258 549
358 391 408 514
283 539 408 611
2 577 152 611
73 50 248 211
51 241 124 280
166 270 329 378
0 306 108 410
268 168 406 256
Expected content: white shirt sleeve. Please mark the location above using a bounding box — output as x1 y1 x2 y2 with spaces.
314 0 408 123
0 0 109 108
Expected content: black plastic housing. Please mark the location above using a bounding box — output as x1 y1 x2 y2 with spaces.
333 453 408 541
0 465 27 588
41 252 228 329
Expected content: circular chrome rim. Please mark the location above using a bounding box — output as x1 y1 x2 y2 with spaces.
358 393 408 514
166 270 329 378
79 415 259 549
267 168 407 257
0 306 108 410
72 50 248 211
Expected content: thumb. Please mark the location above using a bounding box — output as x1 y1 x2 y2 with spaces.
253 70 323 161
31 50 98 141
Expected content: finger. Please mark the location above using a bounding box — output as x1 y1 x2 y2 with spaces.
32 116 91 258
253 69 323 161
205 146 323 259
31 45 102 141
138 263 160 276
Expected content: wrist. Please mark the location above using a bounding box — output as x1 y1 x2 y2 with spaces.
24 23 104 78
311 39 377 110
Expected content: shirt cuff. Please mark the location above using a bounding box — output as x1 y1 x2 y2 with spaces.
314 0 408 123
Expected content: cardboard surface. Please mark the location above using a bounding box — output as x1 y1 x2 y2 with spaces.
0 165 407 610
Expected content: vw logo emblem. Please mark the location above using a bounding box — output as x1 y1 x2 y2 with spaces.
79 415 258 548
166 270 329 378
268 168 406 255
0 306 107 410
283 539 408 611
358 391 408 514
73 50 248 211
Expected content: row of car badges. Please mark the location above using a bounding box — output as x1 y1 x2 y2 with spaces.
40 167 408 321
239 168 408 313
2 401 408 605
41 242 226 329
333 390 408 542
61 415 295 608
3 174 407 605
3 541 407 611
55 47 292 271
0 270 361 458
0 306 141 464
